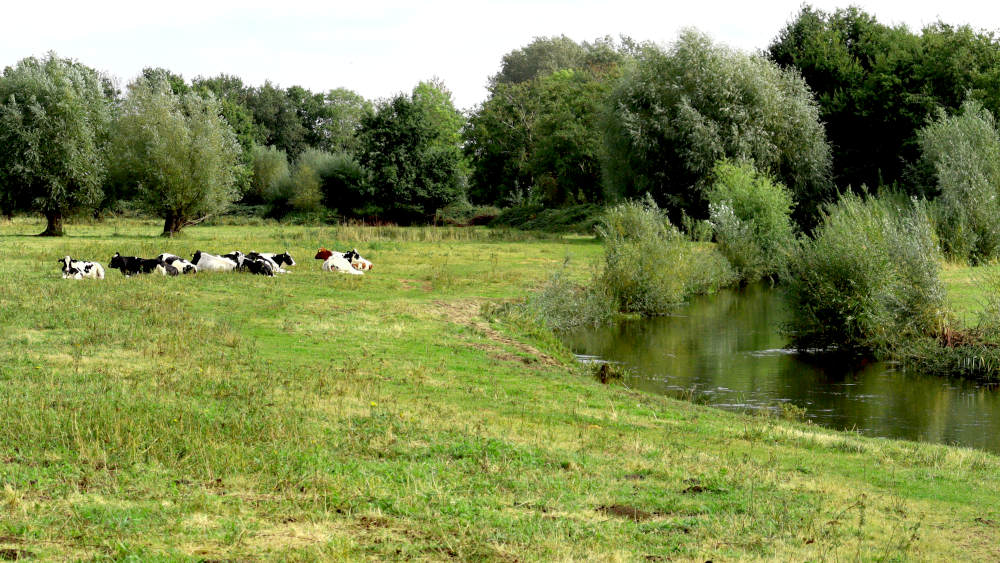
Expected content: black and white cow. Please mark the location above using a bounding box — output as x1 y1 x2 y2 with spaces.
258 251 296 273
154 258 180 276
191 251 238 272
243 254 275 276
247 251 293 274
156 253 198 274
59 256 105 279
221 251 247 270
343 248 373 271
108 252 160 276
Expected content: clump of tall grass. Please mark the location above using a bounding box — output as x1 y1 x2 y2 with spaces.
596 196 736 315
487 268 615 332
707 159 795 283
784 191 945 356
903 268 1000 381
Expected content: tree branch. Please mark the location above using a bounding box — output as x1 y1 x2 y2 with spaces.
181 215 212 228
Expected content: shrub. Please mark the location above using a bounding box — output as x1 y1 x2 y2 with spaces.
434 199 502 226
489 203 604 233
707 160 796 282
596 197 736 315
784 192 945 355
917 100 1000 263
248 145 290 204
522 270 615 331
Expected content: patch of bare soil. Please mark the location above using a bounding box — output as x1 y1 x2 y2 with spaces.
430 300 560 367
0 548 33 561
597 504 654 521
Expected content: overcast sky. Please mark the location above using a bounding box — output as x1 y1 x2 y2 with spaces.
3 1 999 110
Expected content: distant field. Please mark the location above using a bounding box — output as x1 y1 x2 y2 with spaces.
1 218 999 561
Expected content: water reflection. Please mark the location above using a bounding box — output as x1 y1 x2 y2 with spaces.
562 284 1000 453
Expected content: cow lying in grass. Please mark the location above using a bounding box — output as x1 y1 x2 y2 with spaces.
220 250 275 276
315 248 366 275
156 253 198 274
108 252 160 277
59 256 105 279
343 249 373 271
253 251 295 273
192 251 238 272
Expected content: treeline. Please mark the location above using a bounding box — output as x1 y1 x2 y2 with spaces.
5 5 1000 244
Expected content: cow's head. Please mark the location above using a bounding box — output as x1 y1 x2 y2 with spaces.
108 252 124 269
274 252 295 266
191 251 202 265
315 248 333 260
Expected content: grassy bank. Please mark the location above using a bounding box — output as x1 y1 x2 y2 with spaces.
2 218 999 561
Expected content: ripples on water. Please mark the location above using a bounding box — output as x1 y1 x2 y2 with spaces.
562 284 1000 454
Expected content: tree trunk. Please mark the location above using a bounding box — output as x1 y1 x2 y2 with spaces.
161 212 183 237
39 211 64 236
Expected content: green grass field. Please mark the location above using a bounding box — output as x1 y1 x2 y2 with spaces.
2 218 999 561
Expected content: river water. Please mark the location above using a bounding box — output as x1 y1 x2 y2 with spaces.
561 284 1000 453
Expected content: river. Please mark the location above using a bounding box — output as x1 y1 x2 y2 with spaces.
561 284 1000 453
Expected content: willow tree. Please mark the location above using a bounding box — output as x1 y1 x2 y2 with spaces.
113 79 242 236
0 53 113 235
602 30 833 226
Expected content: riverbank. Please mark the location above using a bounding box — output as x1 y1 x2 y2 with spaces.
1 219 998 560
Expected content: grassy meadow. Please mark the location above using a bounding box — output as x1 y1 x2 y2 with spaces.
2 217 1000 561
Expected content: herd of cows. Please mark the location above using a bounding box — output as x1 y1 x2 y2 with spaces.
58 248 374 279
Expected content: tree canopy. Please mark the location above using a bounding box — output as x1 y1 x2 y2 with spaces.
0 53 113 234
358 81 466 222
111 79 243 236
602 30 833 225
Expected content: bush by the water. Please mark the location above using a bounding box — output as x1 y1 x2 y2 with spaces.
903 269 1000 381
596 197 735 315
498 268 615 331
917 100 1000 264
784 192 945 355
707 160 796 282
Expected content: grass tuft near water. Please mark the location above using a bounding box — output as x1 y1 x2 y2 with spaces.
1 217 999 560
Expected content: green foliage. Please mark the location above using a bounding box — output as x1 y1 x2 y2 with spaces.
917 100 1000 263
467 37 628 207
489 204 604 233
242 81 309 159
707 160 796 282
433 199 501 226
596 197 736 315
358 83 466 223
112 79 243 236
318 88 372 155
602 30 833 225
248 144 290 205
768 6 1000 193
490 268 615 332
0 53 113 234
784 192 945 355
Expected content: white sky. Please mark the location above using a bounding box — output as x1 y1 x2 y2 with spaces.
3 1 1000 110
